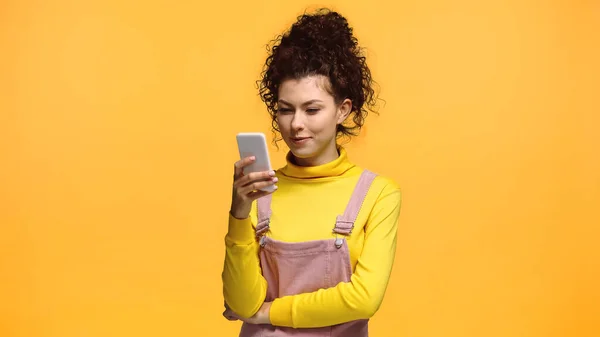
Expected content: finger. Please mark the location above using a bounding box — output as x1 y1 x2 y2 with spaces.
233 156 255 178
239 178 278 195
248 186 277 200
222 303 241 321
234 171 275 189
233 157 252 179
223 310 240 321
237 316 254 324
234 170 276 188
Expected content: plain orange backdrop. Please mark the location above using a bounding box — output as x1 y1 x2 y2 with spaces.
1 1 599 337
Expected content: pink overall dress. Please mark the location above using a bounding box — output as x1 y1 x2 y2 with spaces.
228 170 377 337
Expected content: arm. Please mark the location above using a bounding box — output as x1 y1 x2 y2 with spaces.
221 201 268 319
268 184 402 328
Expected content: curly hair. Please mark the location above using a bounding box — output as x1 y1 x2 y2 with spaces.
257 8 379 145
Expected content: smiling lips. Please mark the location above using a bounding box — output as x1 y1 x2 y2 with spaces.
291 137 311 145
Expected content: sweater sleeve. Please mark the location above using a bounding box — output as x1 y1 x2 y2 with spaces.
221 201 268 318
268 183 402 328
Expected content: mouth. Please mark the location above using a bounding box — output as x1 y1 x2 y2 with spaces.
290 136 311 144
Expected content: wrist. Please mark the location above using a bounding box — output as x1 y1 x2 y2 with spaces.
230 209 248 220
260 302 272 324
229 204 250 220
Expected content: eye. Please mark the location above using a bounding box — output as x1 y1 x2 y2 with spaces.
277 108 293 114
306 108 320 114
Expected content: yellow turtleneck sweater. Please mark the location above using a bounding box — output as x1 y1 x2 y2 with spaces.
222 147 402 328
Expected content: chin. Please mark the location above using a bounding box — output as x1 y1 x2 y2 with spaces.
286 140 321 160
288 146 316 159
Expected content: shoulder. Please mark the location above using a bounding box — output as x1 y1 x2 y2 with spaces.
354 168 402 230
361 168 402 205
363 168 401 193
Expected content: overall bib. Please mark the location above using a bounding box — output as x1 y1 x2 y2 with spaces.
232 170 376 337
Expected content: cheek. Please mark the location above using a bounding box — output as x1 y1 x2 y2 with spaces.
325 110 341 128
311 115 338 136
275 116 289 132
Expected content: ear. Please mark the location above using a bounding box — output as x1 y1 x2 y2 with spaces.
336 98 352 124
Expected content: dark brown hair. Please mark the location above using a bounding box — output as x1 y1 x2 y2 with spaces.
257 8 380 144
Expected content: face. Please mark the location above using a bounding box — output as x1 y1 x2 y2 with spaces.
276 75 351 166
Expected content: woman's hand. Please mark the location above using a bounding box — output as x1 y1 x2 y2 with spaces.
241 302 272 325
230 156 278 219
223 302 272 325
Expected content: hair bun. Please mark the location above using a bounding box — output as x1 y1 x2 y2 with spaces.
286 9 358 52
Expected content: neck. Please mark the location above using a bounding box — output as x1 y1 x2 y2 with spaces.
291 142 339 167
280 145 355 179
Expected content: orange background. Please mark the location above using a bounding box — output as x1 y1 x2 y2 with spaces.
1 1 599 336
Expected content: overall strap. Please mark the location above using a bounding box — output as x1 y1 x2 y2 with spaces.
255 194 272 237
333 170 377 236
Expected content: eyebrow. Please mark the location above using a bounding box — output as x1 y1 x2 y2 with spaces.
278 99 324 107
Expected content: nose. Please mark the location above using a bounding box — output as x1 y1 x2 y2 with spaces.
290 110 305 131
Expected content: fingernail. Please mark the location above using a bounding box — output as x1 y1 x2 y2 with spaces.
272 177 278 183
250 156 255 160
269 171 276 176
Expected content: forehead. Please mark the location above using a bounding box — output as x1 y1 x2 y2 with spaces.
278 75 334 104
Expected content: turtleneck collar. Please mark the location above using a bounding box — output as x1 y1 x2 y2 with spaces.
278 146 356 179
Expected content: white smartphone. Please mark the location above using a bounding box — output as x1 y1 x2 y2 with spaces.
236 132 276 192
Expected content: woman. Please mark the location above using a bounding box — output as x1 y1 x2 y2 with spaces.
221 8 402 336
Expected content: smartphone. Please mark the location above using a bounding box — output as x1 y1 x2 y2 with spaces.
236 132 276 192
